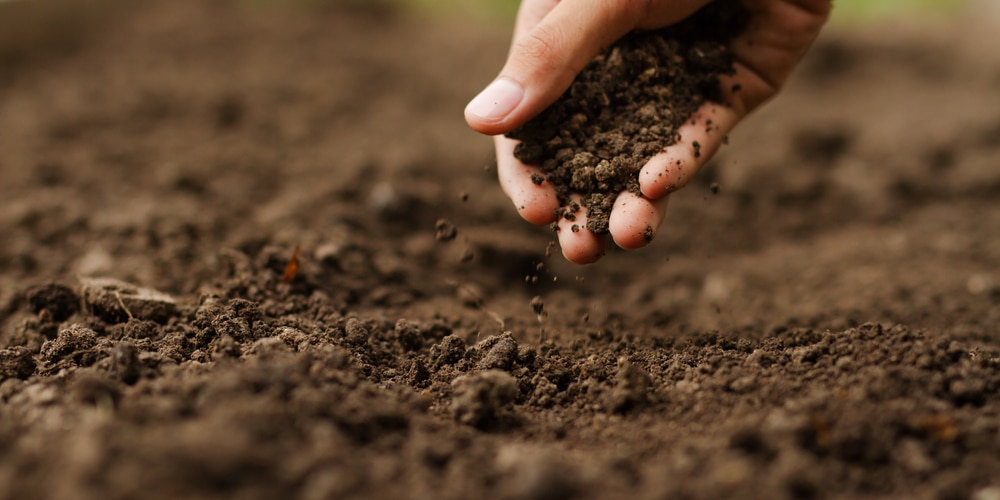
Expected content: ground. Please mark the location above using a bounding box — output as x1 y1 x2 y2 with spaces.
1 1 999 499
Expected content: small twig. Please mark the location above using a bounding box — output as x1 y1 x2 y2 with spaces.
113 291 134 321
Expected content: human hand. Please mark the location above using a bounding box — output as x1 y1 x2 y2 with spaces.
465 0 831 264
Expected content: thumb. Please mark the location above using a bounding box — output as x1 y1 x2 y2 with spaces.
465 0 709 136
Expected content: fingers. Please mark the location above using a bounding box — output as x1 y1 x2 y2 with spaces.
608 192 669 250
636 0 831 201
555 195 605 265
495 135 605 264
638 90 741 199
466 0 710 136
466 0 633 135
495 141 606 264
475 0 831 266
727 0 832 113
555 190 667 262
495 136 560 226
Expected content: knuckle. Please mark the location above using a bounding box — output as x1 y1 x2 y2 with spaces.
513 24 565 75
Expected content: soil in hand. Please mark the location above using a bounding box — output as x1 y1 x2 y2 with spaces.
507 0 747 233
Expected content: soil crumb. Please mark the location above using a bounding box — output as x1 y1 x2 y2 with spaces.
435 218 458 241
507 0 747 233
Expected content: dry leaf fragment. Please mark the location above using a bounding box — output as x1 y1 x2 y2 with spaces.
281 245 300 283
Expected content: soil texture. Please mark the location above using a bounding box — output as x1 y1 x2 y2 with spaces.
507 0 745 233
1 2 1000 499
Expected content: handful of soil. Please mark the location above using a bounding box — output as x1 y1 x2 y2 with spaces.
506 0 748 234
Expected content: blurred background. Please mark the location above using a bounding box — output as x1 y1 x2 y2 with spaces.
0 0 993 75
0 0 994 61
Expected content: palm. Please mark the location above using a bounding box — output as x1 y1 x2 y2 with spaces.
469 0 831 264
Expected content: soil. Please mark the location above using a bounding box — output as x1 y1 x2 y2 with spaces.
507 0 745 234
2 2 1000 499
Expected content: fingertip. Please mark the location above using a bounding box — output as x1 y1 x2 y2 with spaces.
560 234 605 265
555 201 605 265
609 192 666 250
507 176 559 226
495 137 560 226
516 195 559 226
639 153 689 199
641 103 741 198
464 77 525 135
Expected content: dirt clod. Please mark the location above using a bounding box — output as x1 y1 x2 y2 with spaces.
475 333 519 371
606 360 652 413
40 324 99 365
0 346 36 380
451 369 519 429
81 278 177 324
26 283 78 321
394 319 424 351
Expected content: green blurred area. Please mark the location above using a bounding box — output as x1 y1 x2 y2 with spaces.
0 0 970 25
833 0 963 21
397 0 967 23
0 0 973 63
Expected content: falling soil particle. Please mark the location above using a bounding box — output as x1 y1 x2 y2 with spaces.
530 295 545 316
435 218 458 241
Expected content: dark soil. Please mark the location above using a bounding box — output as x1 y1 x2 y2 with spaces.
507 0 745 233
2 2 1000 499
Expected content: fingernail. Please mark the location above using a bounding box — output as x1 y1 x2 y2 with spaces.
466 77 523 123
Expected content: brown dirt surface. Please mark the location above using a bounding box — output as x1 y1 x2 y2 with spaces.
506 0 746 233
2 1 1000 499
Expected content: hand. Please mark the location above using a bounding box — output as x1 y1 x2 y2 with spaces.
465 0 831 264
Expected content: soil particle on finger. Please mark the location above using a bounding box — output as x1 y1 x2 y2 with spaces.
506 0 747 233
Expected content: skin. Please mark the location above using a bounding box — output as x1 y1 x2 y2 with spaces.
465 0 832 264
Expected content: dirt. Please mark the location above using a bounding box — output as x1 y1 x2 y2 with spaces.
1 1 1000 499
507 0 745 234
